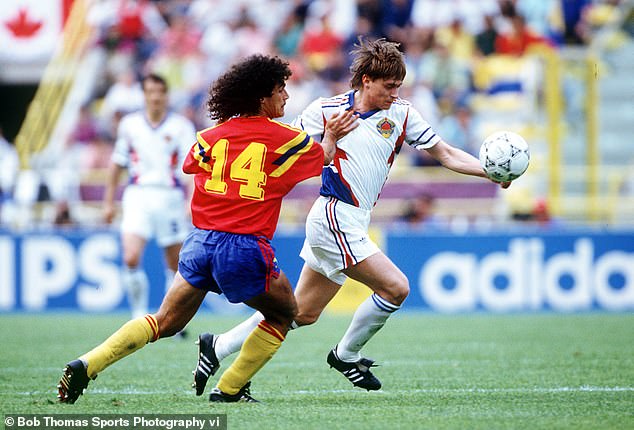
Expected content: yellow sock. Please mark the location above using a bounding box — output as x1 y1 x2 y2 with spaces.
216 321 284 395
80 315 159 379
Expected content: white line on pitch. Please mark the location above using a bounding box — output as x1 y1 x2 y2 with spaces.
16 386 634 396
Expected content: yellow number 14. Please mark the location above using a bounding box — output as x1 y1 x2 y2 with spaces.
204 140 267 200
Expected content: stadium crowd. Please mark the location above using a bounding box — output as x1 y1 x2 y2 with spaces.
81 0 596 134
1 0 619 228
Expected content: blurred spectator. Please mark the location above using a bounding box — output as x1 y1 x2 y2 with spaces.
280 60 326 123
411 0 452 30
498 0 517 19
435 18 476 65
401 81 440 130
392 192 448 230
511 198 562 228
232 6 274 58
437 101 480 156
320 49 350 92
111 0 166 64
341 15 381 68
67 102 114 179
475 14 499 56
418 39 471 101
356 0 382 33
322 0 358 41
53 200 75 227
380 0 415 47
82 133 114 173
155 11 201 59
198 17 235 81
88 0 166 83
299 6 343 74
99 69 144 126
532 199 555 227
149 11 204 110
457 0 501 35
516 0 560 38
512 198 563 228
33 0 624 229
273 5 307 58
410 142 442 167
68 103 100 147
561 0 593 44
495 14 553 56
411 0 499 34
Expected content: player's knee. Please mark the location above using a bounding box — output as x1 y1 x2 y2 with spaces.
383 275 409 306
123 253 142 268
279 301 297 327
393 278 410 305
153 313 185 338
261 301 297 330
294 309 320 327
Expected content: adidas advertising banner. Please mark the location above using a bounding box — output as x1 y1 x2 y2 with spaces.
0 229 633 313
387 232 634 312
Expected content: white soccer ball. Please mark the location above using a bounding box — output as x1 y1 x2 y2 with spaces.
479 131 530 182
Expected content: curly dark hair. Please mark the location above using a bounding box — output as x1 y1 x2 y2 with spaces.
207 55 292 122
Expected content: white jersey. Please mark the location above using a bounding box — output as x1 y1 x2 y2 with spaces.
294 90 441 210
112 110 196 187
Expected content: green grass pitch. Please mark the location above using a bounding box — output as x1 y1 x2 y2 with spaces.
1 312 633 429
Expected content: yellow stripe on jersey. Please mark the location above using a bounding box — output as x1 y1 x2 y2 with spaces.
267 117 303 132
270 132 314 178
194 131 212 172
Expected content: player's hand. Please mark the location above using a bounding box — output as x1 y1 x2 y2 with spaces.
497 180 512 189
325 110 359 141
103 204 116 224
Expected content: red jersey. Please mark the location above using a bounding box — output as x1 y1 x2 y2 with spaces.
495 30 550 56
183 116 324 239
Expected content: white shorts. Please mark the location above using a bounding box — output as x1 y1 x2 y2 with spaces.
120 185 190 247
300 196 380 285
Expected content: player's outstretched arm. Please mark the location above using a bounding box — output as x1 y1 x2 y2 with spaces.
425 140 510 188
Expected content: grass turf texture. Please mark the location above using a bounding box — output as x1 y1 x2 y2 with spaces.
1 313 632 430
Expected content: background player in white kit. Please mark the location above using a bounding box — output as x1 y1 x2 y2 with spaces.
192 38 511 393
103 73 196 320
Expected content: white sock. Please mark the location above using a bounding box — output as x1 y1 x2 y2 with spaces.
214 311 264 361
122 266 149 319
336 293 400 362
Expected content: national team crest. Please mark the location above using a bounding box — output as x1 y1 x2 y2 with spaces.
377 117 396 138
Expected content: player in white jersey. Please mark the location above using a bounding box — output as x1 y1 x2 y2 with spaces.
192 38 510 394
103 73 196 319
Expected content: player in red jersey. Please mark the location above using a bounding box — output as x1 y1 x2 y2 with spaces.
57 55 358 404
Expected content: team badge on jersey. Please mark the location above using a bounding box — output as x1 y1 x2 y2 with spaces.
377 117 396 138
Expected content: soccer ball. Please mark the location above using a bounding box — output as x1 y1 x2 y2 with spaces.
478 131 530 182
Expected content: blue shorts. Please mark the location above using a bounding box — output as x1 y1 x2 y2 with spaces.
178 228 280 303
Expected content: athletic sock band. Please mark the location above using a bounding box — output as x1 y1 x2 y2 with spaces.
371 293 400 313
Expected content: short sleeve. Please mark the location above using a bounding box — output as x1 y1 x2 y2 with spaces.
406 107 441 150
292 98 325 140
